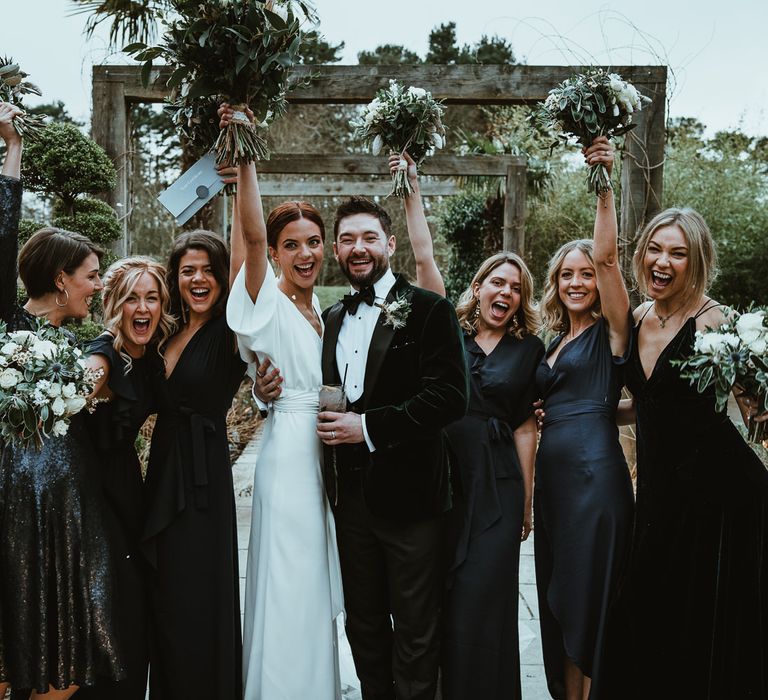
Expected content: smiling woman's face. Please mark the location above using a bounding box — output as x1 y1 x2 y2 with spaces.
177 248 221 321
119 271 162 357
58 252 103 320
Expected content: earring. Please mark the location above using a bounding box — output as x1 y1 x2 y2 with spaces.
511 314 520 331
473 304 480 321
181 303 188 325
55 288 69 307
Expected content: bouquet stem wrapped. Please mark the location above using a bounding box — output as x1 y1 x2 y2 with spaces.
0 57 47 141
213 103 268 165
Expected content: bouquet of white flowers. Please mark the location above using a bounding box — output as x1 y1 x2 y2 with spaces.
531 68 651 194
0 322 102 451
674 308 768 445
0 57 47 141
351 80 446 197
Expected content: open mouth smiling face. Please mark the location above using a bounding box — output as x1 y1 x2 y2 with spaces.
271 218 325 289
644 225 689 300
178 248 221 319
121 271 162 355
475 262 523 331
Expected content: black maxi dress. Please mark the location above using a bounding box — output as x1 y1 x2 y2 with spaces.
142 313 245 700
534 317 634 699
600 306 768 699
0 175 125 692
76 334 164 699
442 331 544 700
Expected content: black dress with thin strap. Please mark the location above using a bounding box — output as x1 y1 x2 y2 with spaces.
600 305 768 699
142 313 246 700
0 175 125 692
442 331 544 700
534 317 634 699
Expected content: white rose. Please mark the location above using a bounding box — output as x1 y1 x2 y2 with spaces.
0 368 22 389
64 395 87 415
735 311 765 345
51 420 69 437
430 132 444 149
695 332 729 354
62 383 77 399
31 340 58 360
0 355 7 367
47 382 62 398
721 332 740 349
9 330 34 343
407 86 427 99
748 336 767 355
1 342 19 356
52 396 67 416
609 74 624 93
371 134 384 156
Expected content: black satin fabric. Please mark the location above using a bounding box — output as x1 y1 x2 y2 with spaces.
600 317 768 700
534 317 634 699
142 314 245 700
441 332 544 700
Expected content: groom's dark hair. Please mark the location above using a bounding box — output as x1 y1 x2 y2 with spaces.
333 196 392 240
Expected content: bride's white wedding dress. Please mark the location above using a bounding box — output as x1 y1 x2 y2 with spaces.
227 264 343 700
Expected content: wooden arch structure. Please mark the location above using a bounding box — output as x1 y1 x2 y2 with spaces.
91 64 666 257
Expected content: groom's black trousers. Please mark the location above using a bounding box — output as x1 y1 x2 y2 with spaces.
335 475 445 700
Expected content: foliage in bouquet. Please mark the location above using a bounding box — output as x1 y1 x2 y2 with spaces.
0 321 103 450
531 68 650 194
125 0 316 164
674 308 768 444
351 80 446 197
0 57 47 141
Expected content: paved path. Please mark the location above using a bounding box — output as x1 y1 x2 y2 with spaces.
232 427 550 699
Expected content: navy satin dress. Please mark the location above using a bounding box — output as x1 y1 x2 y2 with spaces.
442 331 544 700
534 317 633 698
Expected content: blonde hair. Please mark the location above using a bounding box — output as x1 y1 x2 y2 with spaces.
540 239 602 333
456 252 540 338
632 207 718 303
102 256 176 372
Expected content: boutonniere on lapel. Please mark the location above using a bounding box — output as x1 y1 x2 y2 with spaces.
375 293 412 330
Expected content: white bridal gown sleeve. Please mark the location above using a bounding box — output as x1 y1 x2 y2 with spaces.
227 263 343 700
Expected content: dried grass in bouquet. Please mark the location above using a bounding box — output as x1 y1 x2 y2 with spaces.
0 57 47 141
125 0 316 165
531 68 651 194
351 80 446 198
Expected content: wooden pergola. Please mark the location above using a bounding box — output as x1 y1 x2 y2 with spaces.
92 64 666 257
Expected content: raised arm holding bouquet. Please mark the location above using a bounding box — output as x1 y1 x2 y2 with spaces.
532 68 650 194
0 57 47 142
352 80 446 197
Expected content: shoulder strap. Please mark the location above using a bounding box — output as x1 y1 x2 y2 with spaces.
694 300 723 319
639 303 654 322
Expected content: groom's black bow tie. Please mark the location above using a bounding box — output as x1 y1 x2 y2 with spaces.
341 286 376 315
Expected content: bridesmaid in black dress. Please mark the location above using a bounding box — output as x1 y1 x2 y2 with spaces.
0 105 124 699
601 207 768 699
442 252 544 700
142 226 246 700
77 257 174 700
535 138 633 700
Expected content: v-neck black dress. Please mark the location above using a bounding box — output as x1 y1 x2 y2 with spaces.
142 314 245 700
534 317 634 698
442 331 544 700
600 313 768 699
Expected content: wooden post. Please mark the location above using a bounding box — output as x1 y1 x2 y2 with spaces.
91 66 130 256
503 164 527 255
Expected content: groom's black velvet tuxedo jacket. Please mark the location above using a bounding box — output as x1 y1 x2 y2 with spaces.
321 274 468 521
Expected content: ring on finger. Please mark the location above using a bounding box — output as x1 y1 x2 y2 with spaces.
331 430 336 439
256 370 265 378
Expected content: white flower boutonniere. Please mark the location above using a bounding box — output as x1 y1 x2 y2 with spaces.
375 293 412 330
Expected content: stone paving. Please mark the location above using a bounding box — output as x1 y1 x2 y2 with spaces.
232 426 550 699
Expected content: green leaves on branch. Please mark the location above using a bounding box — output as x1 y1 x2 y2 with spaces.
0 57 48 141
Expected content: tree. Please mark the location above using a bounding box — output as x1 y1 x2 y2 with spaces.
28 101 84 127
425 22 461 64
358 45 421 65
300 30 344 65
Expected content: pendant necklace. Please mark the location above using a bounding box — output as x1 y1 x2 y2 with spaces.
654 301 686 328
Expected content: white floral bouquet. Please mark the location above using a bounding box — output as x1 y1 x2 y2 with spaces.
351 80 446 197
531 68 651 194
0 322 102 451
675 308 768 445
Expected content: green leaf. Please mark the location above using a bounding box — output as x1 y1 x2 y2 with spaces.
224 26 249 42
235 52 251 75
264 8 287 30
122 43 147 54
166 67 188 90
141 59 153 89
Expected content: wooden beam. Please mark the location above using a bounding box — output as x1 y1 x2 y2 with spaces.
503 165 527 255
93 64 667 105
258 180 464 197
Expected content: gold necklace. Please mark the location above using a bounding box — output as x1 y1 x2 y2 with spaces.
653 301 687 328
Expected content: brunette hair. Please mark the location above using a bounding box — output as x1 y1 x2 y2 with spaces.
632 207 718 302
333 196 392 240
18 227 104 299
102 256 176 371
540 239 602 333
456 252 540 338
166 230 230 323
266 201 325 249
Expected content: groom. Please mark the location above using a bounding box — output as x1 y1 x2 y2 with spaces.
316 196 468 700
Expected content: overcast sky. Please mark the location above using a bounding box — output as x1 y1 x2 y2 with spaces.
2 0 766 136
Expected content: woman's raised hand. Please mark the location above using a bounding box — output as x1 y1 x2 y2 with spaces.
0 101 22 146
389 150 418 192
584 135 614 177
218 102 255 130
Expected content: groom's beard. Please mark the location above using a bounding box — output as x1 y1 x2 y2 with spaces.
339 253 389 289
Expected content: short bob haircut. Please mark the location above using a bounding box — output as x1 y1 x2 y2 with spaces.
456 251 540 339
18 227 104 299
166 230 230 323
266 201 325 249
540 239 601 333
102 256 176 371
333 196 392 240
632 207 718 302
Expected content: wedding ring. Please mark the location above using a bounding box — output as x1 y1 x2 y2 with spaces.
256 370 265 378
331 430 336 439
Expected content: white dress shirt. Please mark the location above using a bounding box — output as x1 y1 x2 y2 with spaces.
336 268 397 452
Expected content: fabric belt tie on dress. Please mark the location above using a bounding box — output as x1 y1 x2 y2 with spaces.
542 399 613 427
272 389 320 414
180 407 216 510
467 409 514 442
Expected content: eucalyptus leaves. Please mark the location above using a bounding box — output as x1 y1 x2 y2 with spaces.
125 0 315 164
351 80 446 198
532 68 650 194
0 57 47 141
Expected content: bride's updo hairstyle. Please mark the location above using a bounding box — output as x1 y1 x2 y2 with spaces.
632 207 718 303
266 201 325 249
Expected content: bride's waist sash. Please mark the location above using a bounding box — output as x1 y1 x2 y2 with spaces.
273 389 319 415
542 399 614 426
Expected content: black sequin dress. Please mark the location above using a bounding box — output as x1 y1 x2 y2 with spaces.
0 174 125 692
